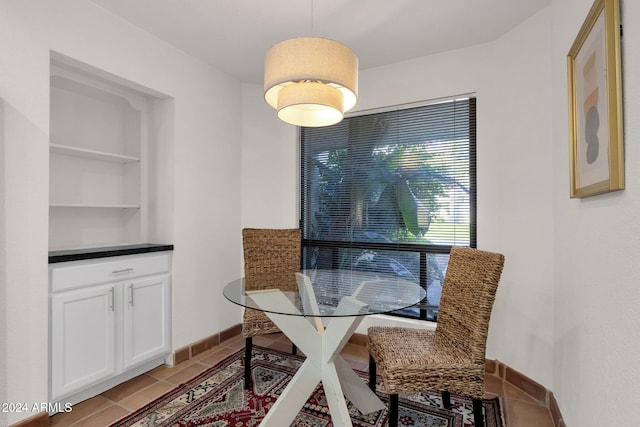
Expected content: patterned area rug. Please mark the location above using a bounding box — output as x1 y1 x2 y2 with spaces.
110 346 503 427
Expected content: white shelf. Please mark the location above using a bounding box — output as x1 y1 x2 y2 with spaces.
50 143 140 163
50 203 140 209
48 54 174 251
49 64 144 250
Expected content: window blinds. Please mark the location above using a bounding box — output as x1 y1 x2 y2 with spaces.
301 97 476 253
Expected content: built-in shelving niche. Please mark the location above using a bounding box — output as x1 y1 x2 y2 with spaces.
49 53 174 251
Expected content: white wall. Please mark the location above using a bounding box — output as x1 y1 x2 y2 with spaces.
0 0 243 424
240 84 299 230
241 8 556 389
0 2 55 425
485 9 555 386
551 0 640 425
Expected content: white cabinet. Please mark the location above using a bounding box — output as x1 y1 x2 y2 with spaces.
50 252 171 405
123 275 171 369
50 285 117 399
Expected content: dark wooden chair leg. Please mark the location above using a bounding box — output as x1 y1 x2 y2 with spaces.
473 398 485 427
292 343 297 355
442 390 452 408
388 394 399 427
244 337 252 390
368 355 377 392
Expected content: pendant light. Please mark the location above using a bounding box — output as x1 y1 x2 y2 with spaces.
263 2 358 127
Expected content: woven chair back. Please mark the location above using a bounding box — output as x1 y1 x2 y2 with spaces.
434 246 505 365
242 228 301 293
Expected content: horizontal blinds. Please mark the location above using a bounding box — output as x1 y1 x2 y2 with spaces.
301 97 476 251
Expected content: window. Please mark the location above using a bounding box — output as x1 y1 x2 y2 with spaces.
300 97 476 321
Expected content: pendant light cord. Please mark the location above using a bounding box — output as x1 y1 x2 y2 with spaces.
310 0 315 35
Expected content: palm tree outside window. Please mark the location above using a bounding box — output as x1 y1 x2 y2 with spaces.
300 97 476 321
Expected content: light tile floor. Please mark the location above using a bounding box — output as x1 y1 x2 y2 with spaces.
50 333 555 426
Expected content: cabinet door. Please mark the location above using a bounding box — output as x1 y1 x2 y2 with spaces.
123 274 170 369
51 285 116 400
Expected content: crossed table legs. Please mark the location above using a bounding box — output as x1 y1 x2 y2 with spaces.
246 290 385 427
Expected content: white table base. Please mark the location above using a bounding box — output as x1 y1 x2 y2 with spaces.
247 291 385 427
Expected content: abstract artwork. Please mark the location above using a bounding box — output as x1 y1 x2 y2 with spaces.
567 0 623 198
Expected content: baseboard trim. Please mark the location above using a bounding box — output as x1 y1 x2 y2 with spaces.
485 358 564 426
172 323 242 365
8 411 49 427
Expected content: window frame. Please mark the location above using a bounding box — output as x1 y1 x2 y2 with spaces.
299 97 477 321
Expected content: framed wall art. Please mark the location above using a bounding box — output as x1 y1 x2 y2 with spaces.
567 0 623 198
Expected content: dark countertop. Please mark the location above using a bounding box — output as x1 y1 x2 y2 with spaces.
49 243 174 263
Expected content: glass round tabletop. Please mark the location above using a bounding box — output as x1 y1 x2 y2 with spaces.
223 269 425 317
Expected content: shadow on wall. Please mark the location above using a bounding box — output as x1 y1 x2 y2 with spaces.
0 97 7 427
0 98 50 426
487 275 554 391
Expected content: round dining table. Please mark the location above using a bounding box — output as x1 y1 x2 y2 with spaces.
223 269 425 427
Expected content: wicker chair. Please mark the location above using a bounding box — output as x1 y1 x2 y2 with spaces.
367 246 505 427
242 228 301 389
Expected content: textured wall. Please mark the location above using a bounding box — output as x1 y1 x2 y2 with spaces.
551 0 640 425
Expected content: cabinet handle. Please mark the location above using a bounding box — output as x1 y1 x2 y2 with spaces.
129 284 134 307
109 287 115 311
112 268 134 274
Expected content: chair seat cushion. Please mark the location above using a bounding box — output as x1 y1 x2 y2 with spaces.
368 326 485 398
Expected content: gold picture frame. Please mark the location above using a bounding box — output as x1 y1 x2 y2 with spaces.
567 0 623 198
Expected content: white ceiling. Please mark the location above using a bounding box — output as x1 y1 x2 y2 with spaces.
89 0 549 84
